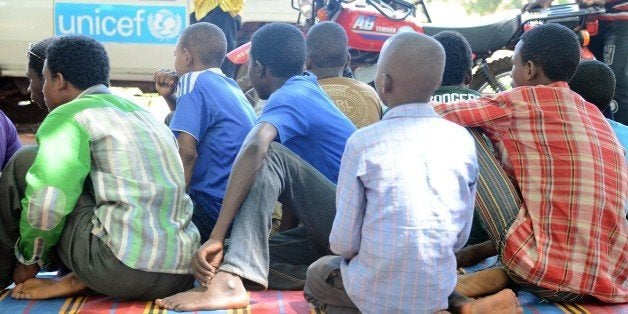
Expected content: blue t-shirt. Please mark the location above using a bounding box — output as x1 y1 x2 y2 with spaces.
170 69 256 220
608 119 628 162
258 74 356 183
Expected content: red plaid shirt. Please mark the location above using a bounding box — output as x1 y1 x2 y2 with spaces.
435 82 628 302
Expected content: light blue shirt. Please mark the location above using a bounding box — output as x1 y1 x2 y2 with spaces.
608 119 628 162
331 103 478 313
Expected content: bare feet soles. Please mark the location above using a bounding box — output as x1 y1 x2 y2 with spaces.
11 272 89 300
155 271 249 311
465 289 522 314
457 268 510 298
451 289 521 314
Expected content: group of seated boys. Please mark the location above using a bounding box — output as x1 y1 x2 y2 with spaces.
0 16 625 314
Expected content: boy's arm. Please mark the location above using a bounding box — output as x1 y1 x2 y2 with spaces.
433 95 512 140
209 123 277 242
177 133 198 188
16 114 91 267
169 76 209 188
193 123 277 286
454 180 477 252
330 137 366 260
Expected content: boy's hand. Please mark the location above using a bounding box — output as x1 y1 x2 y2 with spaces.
522 0 553 12
154 69 178 98
578 0 607 6
192 238 224 287
13 262 40 285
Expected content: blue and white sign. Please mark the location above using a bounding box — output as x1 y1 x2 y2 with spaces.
54 2 187 44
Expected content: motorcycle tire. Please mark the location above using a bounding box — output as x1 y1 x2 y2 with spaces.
470 57 514 94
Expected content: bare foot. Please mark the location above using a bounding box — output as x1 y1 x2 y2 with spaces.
456 268 510 298
450 289 521 314
456 240 497 268
155 271 249 311
11 272 89 300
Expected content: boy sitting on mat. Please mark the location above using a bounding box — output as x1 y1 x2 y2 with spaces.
304 32 520 314
435 23 628 303
0 35 200 300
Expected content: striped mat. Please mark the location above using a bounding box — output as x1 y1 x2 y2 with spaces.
1 262 626 313
0 289 318 314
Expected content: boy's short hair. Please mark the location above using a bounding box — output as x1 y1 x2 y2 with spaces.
519 23 580 82
433 31 473 86
28 37 57 79
46 35 110 89
306 22 348 68
179 22 227 67
569 60 616 112
250 23 306 79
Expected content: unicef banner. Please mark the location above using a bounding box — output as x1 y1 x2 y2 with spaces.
54 2 187 44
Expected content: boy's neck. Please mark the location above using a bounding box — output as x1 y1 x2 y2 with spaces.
267 76 290 95
309 67 344 80
189 63 220 73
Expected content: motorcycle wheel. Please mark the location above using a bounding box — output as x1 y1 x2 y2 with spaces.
470 57 514 94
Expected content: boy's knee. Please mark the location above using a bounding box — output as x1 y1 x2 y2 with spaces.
305 255 342 295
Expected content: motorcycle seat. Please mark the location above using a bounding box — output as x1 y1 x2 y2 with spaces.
422 10 521 54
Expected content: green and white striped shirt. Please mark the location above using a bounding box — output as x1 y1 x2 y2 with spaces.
16 86 199 274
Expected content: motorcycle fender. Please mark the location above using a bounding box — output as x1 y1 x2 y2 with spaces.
227 41 251 65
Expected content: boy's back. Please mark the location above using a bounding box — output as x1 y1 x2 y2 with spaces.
436 82 628 301
258 74 356 183
0 110 20 168
318 76 383 128
27 91 199 273
332 104 477 312
170 69 256 219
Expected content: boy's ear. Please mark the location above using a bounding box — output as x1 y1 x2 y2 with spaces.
305 56 312 70
183 48 193 66
256 60 268 80
463 69 473 86
524 60 538 82
344 52 351 68
380 73 393 95
52 72 68 91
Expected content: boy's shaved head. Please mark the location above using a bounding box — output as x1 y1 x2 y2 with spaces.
179 22 227 68
376 32 445 106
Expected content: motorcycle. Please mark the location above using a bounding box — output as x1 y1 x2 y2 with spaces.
423 2 606 93
227 0 605 102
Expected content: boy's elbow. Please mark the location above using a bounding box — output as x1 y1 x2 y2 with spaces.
179 147 198 164
330 241 356 260
242 134 272 159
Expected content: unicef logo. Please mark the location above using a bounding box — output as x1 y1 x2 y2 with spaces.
148 9 183 40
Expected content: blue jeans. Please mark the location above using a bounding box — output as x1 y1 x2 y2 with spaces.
219 143 336 290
